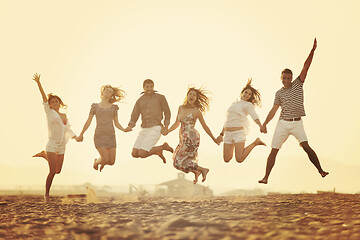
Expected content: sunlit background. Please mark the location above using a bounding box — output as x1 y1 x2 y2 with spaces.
1 0 359 194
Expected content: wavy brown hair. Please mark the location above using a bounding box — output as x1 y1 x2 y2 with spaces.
101 85 126 103
241 79 261 107
183 87 211 113
48 93 67 109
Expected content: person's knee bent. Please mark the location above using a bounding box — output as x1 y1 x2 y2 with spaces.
131 149 139 158
224 157 231 163
235 157 245 163
138 150 148 158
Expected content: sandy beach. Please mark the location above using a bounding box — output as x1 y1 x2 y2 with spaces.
1 193 360 240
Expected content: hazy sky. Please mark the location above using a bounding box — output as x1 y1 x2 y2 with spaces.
1 0 359 194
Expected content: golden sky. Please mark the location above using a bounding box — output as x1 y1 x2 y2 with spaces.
1 0 359 193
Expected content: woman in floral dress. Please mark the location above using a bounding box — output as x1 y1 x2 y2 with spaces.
166 87 219 184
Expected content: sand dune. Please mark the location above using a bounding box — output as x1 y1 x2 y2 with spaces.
1 193 360 239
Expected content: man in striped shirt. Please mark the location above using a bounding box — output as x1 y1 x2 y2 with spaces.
258 38 328 184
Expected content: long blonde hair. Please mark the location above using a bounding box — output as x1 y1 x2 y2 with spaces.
100 85 126 103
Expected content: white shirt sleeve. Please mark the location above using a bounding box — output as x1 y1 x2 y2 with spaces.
245 102 259 121
43 102 51 114
64 120 76 142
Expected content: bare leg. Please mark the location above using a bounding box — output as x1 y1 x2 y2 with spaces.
33 150 47 160
96 148 112 172
45 152 61 203
223 144 235 163
196 166 209 182
93 158 100 170
192 170 201 184
138 143 174 163
300 141 329 178
236 138 266 163
258 148 279 184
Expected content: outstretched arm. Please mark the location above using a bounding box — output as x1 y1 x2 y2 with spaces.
260 104 280 133
114 116 129 132
33 73 47 102
161 95 171 129
215 127 225 144
78 114 94 140
299 38 317 82
197 110 219 145
167 106 181 134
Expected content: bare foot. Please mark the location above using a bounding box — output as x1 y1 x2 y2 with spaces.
156 151 166 163
44 195 50 204
193 171 201 184
258 178 268 184
201 168 209 182
320 171 329 178
162 142 174 153
33 151 47 160
255 138 266 146
93 158 99 170
99 164 105 172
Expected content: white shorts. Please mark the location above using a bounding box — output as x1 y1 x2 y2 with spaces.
133 126 162 152
46 139 66 154
271 119 308 149
224 129 246 144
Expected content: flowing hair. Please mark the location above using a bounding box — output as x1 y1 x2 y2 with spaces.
183 87 211 113
241 79 261 107
48 93 67 109
101 84 126 103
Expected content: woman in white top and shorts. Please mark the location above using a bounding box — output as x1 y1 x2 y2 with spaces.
32 73 79 203
217 79 266 163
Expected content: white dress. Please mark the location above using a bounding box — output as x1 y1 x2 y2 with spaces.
44 102 75 154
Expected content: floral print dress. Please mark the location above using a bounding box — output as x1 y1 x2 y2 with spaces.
173 113 200 173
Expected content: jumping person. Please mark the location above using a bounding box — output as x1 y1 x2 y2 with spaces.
124 79 173 163
32 73 79 203
78 85 129 172
166 87 219 184
216 79 266 164
258 38 329 184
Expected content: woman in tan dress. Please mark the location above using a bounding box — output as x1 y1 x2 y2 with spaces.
78 85 130 171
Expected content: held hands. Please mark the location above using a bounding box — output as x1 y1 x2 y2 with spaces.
75 135 84 142
161 126 169 136
215 135 223 145
123 126 132 132
260 124 267 134
32 73 41 83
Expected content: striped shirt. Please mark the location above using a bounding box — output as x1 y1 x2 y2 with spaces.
274 76 306 120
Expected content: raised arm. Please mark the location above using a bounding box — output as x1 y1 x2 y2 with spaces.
33 73 47 102
196 110 218 145
299 38 317 82
260 104 280 133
